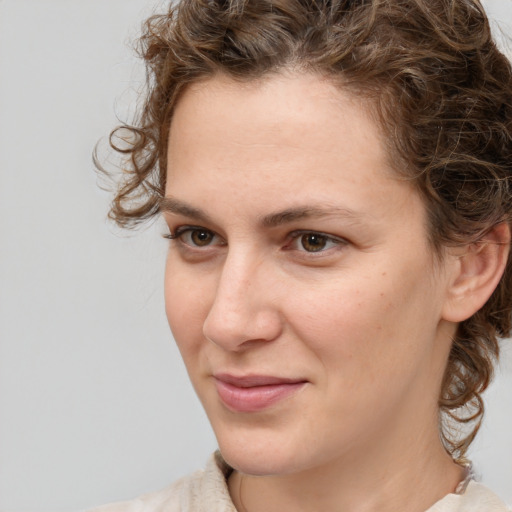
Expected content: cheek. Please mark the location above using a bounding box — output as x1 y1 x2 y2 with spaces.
164 259 211 353
284 277 389 341
283 270 436 376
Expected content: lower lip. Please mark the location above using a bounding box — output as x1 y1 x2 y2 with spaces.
214 379 306 413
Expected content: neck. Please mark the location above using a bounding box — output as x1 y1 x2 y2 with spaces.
229 411 465 512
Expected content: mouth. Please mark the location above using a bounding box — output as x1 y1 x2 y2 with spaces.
213 373 308 413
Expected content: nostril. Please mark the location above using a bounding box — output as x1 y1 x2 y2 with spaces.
202 259 283 350
202 307 250 349
202 304 282 351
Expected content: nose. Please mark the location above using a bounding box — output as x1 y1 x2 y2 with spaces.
202 253 283 351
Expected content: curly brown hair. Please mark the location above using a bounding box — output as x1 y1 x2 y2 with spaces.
99 0 512 460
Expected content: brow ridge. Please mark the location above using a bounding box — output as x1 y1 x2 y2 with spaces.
160 196 362 228
159 197 212 223
261 206 362 228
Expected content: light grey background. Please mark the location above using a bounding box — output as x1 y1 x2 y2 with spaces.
0 1 510 510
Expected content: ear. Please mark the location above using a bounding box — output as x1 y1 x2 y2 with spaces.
442 223 511 323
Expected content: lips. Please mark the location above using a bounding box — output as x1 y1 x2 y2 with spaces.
213 374 307 413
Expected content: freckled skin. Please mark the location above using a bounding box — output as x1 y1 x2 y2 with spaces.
163 73 463 511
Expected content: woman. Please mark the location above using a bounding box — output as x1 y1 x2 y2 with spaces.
93 0 512 510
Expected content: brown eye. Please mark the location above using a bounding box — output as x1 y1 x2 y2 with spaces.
189 229 215 246
300 233 329 252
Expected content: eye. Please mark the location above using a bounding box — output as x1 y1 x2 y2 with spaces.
185 228 215 247
300 233 329 252
164 226 223 248
288 231 345 253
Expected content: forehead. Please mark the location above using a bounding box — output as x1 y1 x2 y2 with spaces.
167 72 395 179
164 73 426 232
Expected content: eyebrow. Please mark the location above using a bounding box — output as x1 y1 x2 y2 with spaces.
159 197 212 223
260 206 364 228
159 196 365 228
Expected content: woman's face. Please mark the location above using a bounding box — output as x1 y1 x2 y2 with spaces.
163 73 457 476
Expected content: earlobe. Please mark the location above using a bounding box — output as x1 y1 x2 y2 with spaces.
442 223 511 323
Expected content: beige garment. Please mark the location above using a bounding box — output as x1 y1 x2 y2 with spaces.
87 452 510 512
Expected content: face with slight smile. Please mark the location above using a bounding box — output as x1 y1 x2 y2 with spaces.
163 73 457 476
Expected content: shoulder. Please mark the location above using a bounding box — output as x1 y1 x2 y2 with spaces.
85 452 236 512
427 481 510 512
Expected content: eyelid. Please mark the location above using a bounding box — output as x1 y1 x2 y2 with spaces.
162 226 348 255
286 230 348 253
163 225 196 240
163 225 225 247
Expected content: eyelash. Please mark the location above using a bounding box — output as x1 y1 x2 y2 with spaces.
163 226 347 255
286 230 346 253
163 226 225 248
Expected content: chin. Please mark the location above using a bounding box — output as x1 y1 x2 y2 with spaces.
214 424 314 476
219 444 294 476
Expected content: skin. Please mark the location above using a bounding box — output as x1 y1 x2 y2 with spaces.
162 72 473 512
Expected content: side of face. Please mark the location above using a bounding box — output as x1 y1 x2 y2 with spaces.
162 72 461 476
